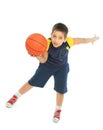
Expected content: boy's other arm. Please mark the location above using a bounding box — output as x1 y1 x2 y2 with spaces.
36 51 48 63
73 35 99 45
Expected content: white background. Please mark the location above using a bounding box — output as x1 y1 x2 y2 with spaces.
0 0 103 129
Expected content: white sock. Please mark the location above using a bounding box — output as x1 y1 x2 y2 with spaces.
15 91 22 98
56 105 62 110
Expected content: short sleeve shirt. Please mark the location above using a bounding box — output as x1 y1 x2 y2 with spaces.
44 37 74 68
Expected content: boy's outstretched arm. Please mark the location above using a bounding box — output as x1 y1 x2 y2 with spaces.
73 35 99 45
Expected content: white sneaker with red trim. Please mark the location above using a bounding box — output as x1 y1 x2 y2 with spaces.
53 109 61 123
6 95 18 108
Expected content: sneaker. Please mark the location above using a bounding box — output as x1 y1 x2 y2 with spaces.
53 109 61 123
6 95 18 108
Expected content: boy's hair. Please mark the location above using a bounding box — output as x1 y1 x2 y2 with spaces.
51 23 68 38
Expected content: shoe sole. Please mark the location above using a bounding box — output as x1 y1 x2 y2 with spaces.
6 103 13 108
52 117 60 123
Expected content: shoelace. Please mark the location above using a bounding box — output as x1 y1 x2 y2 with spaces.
8 95 18 104
54 110 61 119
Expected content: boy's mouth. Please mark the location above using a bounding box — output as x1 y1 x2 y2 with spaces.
53 42 58 46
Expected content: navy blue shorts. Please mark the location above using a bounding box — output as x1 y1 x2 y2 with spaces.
28 63 69 94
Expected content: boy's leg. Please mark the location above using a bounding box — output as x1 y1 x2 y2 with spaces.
6 64 52 108
53 64 69 122
6 82 33 108
19 82 33 94
56 92 64 106
53 92 64 123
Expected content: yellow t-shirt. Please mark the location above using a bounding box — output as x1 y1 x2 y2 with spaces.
66 37 74 47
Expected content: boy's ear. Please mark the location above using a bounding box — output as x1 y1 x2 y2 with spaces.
64 38 67 42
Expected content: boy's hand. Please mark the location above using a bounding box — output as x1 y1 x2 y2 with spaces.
29 54 35 57
92 35 100 44
28 53 43 58
28 53 43 57
36 51 48 63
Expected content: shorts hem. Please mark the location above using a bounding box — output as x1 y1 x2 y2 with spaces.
54 88 67 94
28 81 44 88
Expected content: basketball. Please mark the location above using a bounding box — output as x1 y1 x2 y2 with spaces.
25 33 48 56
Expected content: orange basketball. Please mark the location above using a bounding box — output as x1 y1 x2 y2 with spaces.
25 33 48 56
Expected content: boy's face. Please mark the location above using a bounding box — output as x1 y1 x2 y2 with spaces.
51 30 66 48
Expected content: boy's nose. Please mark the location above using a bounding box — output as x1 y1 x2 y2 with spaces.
55 38 59 43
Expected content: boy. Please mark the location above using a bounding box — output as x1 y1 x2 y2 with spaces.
6 23 99 123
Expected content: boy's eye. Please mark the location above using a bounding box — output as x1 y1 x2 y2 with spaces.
52 35 56 38
52 35 63 40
